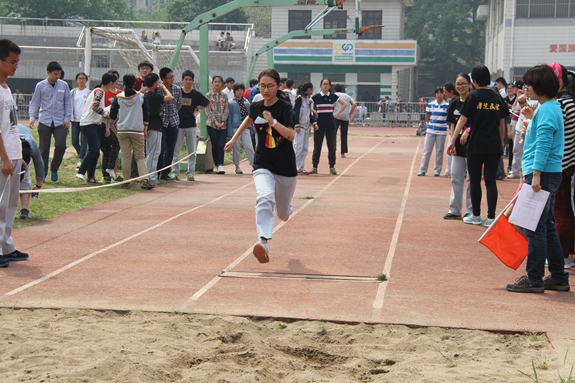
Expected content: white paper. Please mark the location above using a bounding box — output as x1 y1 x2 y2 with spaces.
508 184 550 231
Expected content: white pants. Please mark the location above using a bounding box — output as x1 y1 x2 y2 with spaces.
0 159 21 255
419 133 446 173
445 135 452 174
232 127 255 166
253 168 297 240
294 126 310 172
511 127 524 176
171 127 197 177
146 130 162 182
449 156 473 216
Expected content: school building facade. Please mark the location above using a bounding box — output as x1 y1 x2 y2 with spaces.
270 0 418 102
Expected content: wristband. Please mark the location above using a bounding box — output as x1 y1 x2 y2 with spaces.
465 128 470 133
35 184 42 188
272 118 278 127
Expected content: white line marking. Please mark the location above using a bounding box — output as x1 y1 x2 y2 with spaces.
181 139 387 309
371 140 421 322
1 182 254 299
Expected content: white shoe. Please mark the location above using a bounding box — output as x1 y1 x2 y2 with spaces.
565 254 575 269
217 165 225 174
253 240 269 263
106 169 117 178
507 173 519 179
75 173 85 181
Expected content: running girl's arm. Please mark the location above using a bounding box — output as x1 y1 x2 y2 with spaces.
224 116 254 153
263 110 295 141
333 98 348 119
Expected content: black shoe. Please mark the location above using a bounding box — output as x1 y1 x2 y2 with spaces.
506 275 544 293
3 250 29 261
0 255 8 267
443 213 462 220
497 174 507 180
20 208 29 219
543 275 570 291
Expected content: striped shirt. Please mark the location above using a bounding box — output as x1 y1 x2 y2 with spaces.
558 93 575 171
311 92 339 131
425 99 449 135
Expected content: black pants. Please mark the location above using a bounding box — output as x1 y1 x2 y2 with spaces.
207 125 227 166
312 129 337 168
37 122 67 176
335 119 349 154
99 124 120 177
467 153 500 219
157 124 178 178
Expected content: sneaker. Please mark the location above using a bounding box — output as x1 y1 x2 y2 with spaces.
484 218 494 227
497 174 507 180
463 215 483 225
0 255 7 268
440 173 451 178
112 176 124 183
76 160 82 168
217 165 225 174
3 250 29 261
507 173 519 179
19 208 29 220
106 169 117 178
75 173 85 182
253 240 269 264
309 168 318 174
543 275 570 291
87 177 101 184
187 175 195 181
417 172 425 176
236 167 243 174
101 176 111 184
443 213 462 220
564 254 574 269
506 275 544 293
167 174 179 180
51 171 58 182
121 183 131 189
141 180 156 190
434 171 440 177
330 167 337 175
302 170 310 175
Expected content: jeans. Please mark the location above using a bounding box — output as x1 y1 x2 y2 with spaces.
77 124 101 179
419 133 446 173
467 153 500 219
71 121 87 160
524 172 569 285
37 122 68 176
335 119 349 154
312 129 337 168
207 125 227 167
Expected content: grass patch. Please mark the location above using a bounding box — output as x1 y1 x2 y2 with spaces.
377 274 388 282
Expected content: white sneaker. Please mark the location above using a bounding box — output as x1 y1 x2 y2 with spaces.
106 169 117 178
565 254 575 269
217 165 225 174
507 173 519 179
75 173 85 181
253 240 269 263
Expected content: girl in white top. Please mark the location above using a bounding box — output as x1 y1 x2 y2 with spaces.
70 72 89 163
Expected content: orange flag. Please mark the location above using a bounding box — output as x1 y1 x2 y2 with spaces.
480 215 527 270
392 123 397 129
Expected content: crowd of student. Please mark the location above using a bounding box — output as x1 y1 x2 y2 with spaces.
418 63 574 293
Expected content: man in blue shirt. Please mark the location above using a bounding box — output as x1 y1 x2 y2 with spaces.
28 61 72 182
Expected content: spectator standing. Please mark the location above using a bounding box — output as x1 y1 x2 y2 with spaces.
293 82 316 174
245 79 258 100
442 82 459 177
495 77 508 99
0 39 29 268
70 72 89 168
134 61 153 92
28 61 72 182
223 77 235 101
285 79 297 106
506 65 569 293
157 67 182 180
205 76 229 174
14 88 24 118
100 69 122 183
417 87 449 177
333 84 356 159
249 84 260 103
227 83 255 174
18 124 44 219
171 70 210 181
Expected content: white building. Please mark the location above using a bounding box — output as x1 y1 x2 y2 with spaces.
269 0 418 101
479 0 575 83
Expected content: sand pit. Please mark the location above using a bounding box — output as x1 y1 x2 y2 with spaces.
0 308 565 382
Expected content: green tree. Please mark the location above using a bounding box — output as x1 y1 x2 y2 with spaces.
244 7 271 38
164 0 247 25
0 0 135 20
405 0 487 97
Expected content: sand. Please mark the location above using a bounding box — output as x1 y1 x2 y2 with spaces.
0 308 565 383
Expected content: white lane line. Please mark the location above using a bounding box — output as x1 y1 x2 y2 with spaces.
1 182 255 299
181 139 387 309
371 140 421 322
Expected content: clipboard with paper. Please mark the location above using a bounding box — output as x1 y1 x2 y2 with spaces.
508 184 550 232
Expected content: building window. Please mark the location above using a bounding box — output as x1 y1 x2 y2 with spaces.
323 73 346 83
323 10 347 40
289 10 312 39
358 73 380 83
357 85 380 102
287 72 310 88
94 55 110 68
359 11 382 40
516 0 575 18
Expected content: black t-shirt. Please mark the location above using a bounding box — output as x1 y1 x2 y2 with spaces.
446 96 470 158
146 92 165 131
179 88 210 128
249 98 297 177
460 89 509 156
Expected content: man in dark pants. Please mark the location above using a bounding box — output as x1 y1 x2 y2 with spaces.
157 67 182 180
28 61 71 182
